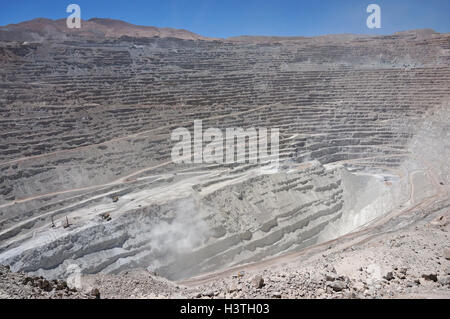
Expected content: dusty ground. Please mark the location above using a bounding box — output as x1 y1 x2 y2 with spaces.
0 265 94 299
2 198 448 299
182 208 450 299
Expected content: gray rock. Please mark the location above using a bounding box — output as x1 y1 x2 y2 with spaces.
437 276 450 286
325 264 337 274
228 283 238 293
203 290 215 297
343 291 358 299
90 288 100 299
421 273 438 282
328 280 347 292
251 275 264 289
37 279 53 292
352 281 365 292
325 273 338 282
444 248 450 260
383 272 395 281
271 291 282 298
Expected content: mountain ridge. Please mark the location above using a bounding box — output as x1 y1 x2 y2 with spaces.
0 17 213 42
0 17 443 43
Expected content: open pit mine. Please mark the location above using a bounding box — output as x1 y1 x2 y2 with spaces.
0 18 449 299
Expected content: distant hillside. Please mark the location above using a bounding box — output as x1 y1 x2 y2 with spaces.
228 29 441 43
0 18 212 42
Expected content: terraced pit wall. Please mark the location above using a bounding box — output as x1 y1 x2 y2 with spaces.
0 30 449 280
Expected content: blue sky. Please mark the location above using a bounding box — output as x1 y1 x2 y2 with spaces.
1 0 449 38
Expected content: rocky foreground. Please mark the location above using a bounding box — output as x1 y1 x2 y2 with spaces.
1 206 448 299
0 265 95 299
